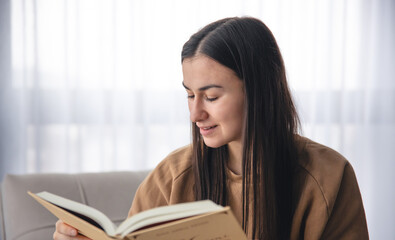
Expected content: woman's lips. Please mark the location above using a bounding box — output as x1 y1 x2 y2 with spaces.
199 125 217 136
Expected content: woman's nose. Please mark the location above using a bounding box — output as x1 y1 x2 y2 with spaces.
189 100 208 123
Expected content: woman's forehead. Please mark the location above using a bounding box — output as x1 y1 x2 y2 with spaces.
182 55 240 88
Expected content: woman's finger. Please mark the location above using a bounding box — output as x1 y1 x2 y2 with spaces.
55 220 78 236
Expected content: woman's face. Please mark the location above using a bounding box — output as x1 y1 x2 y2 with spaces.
182 55 245 149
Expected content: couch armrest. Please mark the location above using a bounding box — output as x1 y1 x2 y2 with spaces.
0 171 150 240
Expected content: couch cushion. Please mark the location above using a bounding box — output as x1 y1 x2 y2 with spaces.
0 171 149 240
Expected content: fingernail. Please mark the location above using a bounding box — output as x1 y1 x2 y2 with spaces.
70 229 77 236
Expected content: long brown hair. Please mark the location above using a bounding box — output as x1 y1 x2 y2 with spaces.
181 17 300 239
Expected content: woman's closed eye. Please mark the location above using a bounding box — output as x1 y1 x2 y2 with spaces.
186 94 218 102
205 96 218 102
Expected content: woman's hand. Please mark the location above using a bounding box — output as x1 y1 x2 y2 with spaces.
53 220 92 240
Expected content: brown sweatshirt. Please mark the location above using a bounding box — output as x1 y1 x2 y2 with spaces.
128 136 369 239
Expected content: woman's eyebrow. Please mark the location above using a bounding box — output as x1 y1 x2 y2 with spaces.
182 82 223 91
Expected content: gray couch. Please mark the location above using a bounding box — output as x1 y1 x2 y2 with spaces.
0 171 150 240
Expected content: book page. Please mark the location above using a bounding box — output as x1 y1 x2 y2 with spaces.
29 192 115 240
116 200 223 236
35 191 117 236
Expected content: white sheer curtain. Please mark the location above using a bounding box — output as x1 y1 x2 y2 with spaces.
0 0 394 238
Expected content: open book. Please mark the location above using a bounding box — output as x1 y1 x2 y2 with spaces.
29 191 247 240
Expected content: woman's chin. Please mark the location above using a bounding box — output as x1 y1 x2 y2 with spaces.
203 139 226 149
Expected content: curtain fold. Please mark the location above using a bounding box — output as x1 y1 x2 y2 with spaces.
0 0 394 238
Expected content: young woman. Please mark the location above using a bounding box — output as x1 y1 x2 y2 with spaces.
54 17 369 240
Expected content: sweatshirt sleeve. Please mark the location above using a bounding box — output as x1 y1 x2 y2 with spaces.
127 164 172 217
320 163 369 239
127 145 194 218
